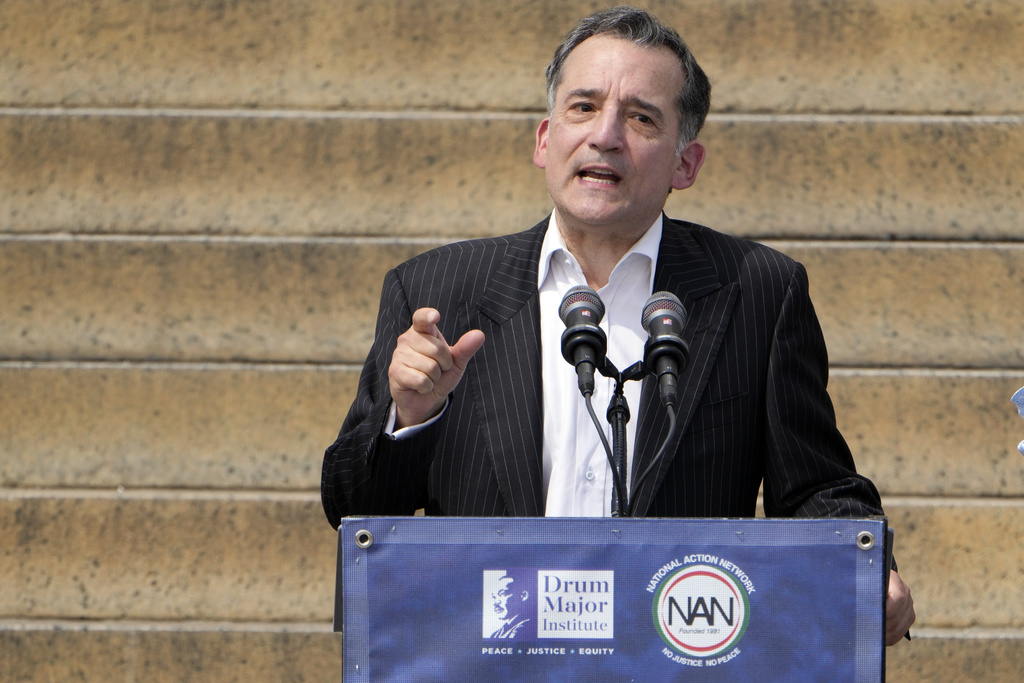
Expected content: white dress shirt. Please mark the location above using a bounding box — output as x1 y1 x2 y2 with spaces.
539 213 660 517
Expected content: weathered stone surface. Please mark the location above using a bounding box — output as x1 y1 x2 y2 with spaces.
0 363 356 489
3 237 1022 366
0 620 339 683
1 0 1019 114
2 622 1023 683
1 492 1019 628
697 117 1024 241
833 370 1024 497
886 628 1024 682
777 242 1024 368
0 235 434 362
0 112 545 237
0 491 337 621
1 113 1020 240
885 499 1024 629
3 364 1023 498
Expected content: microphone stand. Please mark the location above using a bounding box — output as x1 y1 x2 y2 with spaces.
597 360 647 517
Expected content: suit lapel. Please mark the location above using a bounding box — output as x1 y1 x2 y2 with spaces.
630 219 740 516
470 221 548 516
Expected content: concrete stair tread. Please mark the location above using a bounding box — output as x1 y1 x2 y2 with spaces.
2 0 1020 113
2 112 1020 239
2 365 1023 497
2 491 1022 630
1 618 338 683
2 237 1022 365
0 489 336 622
3 620 1021 682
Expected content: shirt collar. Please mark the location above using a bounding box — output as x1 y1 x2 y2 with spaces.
538 212 663 293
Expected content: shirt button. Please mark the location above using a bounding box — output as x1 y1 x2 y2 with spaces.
585 469 595 481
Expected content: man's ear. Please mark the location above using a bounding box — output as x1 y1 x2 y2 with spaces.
533 118 551 169
671 139 706 191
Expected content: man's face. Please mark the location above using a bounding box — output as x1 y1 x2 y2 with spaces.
491 582 513 619
534 35 705 241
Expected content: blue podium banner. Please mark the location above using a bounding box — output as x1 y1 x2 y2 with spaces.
336 517 886 682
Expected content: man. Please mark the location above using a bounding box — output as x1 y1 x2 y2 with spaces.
322 6 915 645
484 572 531 639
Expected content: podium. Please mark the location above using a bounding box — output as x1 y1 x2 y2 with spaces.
335 516 888 682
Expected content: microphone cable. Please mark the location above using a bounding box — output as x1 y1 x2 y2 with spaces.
583 392 628 516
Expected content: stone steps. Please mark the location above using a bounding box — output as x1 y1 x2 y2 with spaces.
2 236 1022 365
2 112 1020 239
1 619 339 683
2 0 1022 679
2 0 1020 113
2 622 1021 683
886 628 1024 682
0 490 335 622
3 493 1024 682
2 365 1021 497
3 493 1022 629
0 362 351 489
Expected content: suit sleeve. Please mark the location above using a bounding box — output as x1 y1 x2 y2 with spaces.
320 268 439 528
761 262 885 519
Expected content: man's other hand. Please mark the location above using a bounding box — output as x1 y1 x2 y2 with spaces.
886 570 916 646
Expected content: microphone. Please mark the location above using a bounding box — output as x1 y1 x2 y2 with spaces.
642 292 689 407
559 285 608 397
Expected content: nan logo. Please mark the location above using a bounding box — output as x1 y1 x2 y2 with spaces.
651 562 751 662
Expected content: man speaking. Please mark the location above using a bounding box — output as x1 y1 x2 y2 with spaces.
321 5 915 645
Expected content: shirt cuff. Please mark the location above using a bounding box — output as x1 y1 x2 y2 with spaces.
384 398 449 440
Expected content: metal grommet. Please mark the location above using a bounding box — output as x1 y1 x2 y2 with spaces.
856 531 875 550
355 530 374 548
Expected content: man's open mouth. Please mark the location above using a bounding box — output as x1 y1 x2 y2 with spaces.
579 168 621 185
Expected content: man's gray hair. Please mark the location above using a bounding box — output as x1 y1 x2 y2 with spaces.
544 6 712 147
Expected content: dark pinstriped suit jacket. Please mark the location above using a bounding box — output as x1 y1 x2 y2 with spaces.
321 216 884 528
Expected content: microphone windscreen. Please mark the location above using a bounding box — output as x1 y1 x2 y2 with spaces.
642 292 686 332
559 285 605 325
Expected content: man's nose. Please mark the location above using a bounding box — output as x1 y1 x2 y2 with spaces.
588 110 625 152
